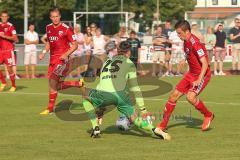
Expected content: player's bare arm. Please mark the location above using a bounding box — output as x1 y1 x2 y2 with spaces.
39 41 50 60
192 56 208 87
59 41 78 61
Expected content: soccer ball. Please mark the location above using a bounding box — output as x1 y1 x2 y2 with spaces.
116 116 131 131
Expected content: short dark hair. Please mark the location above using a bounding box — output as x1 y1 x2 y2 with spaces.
165 20 171 23
29 23 35 26
118 41 131 53
130 30 136 35
1 10 9 15
49 7 61 15
175 20 191 32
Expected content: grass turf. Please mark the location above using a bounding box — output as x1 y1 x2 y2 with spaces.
0 76 240 160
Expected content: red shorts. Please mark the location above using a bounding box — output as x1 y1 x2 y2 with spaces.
176 72 211 95
0 50 16 66
48 59 70 81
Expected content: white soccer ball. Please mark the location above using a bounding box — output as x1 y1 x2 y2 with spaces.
116 116 131 131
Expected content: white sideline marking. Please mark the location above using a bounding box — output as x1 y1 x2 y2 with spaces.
0 91 240 106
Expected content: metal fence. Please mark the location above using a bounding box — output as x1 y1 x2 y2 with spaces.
15 44 49 66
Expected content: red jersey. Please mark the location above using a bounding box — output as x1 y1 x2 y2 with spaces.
0 22 16 51
184 34 210 75
46 23 76 61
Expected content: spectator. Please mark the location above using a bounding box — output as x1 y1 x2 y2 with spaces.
191 21 204 43
214 23 227 76
163 20 173 76
168 30 185 76
114 26 129 44
152 25 167 77
127 30 141 68
204 26 216 63
70 24 85 78
24 23 39 79
91 28 109 77
84 26 93 53
90 23 97 36
229 17 240 72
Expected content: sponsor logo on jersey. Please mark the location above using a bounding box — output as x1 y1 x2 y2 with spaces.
49 36 59 42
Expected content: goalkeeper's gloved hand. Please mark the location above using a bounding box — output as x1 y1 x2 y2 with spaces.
140 107 154 125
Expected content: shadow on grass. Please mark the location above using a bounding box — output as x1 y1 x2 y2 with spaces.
167 117 203 130
87 125 153 138
16 86 28 91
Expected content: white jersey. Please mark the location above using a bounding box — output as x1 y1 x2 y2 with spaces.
169 30 184 52
24 31 38 52
93 35 106 55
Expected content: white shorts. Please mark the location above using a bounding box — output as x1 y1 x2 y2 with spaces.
152 51 165 62
24 51 37 65
170 50 185 64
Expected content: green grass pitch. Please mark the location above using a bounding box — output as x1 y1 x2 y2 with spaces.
0 76 240 160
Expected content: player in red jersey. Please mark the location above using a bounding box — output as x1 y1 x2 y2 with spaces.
0 10 19 92
152 20 214 136
39 7 83 115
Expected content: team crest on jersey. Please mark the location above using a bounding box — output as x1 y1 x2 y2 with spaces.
59 30 64 36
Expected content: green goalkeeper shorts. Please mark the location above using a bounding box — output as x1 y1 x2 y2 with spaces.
88 89 134 118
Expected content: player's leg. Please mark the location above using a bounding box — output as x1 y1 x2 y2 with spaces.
187 74 214 131
4 51 16 91
0 55 7 91
82 98 100 137
83 89 115 137
156 89 184 130
186 91 214 131
0 68 7 91
47 78 58 113
7 65 16 92
40 65 59 115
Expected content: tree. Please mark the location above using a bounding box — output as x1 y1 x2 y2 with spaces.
0 0 76 33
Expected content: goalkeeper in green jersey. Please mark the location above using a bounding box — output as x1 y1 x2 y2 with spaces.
82 41 170 140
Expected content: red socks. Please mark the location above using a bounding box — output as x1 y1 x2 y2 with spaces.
194 99 212 117
9 74 16 88
0 70 6 84
157 100 176 130
48 92 58 112
57 81 81 90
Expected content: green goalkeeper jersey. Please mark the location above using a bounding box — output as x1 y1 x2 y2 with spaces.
96 55 144 107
